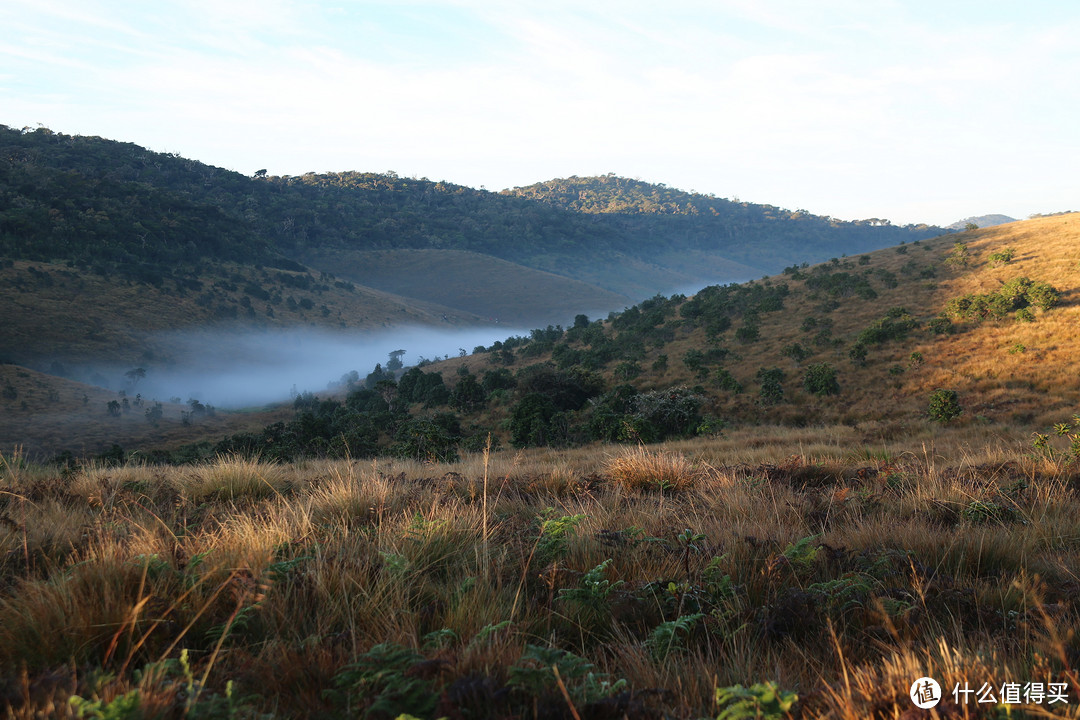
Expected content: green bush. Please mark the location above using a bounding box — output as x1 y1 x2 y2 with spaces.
928 389 962 423
928 316 953 334
803 363 840 396
780 342 812 363
988 247 1016 266
756 367 785 405
714 368 743 394
509 393 566 448
944 277 1059 322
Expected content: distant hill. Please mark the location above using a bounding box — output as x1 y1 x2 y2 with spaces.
947 214 1017 230
505 174 944 279
1 125 943 296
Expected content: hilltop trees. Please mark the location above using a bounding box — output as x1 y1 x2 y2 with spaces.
0 126 943 291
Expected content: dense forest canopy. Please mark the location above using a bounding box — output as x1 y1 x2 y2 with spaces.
0 126 945 286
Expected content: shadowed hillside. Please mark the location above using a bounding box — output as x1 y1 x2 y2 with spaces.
298 248 633 325
1 126 943 301
0 259 486 367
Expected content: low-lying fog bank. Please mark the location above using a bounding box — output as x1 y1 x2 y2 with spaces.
66 325 534 409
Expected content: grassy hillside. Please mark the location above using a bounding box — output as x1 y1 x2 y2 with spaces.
432 213 1079 437
0 259 486 367
0 364 291 459
298 248 633 325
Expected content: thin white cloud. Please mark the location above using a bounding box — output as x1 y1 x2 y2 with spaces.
2 0 1078 225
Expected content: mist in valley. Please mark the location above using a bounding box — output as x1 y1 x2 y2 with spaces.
72 325 534 409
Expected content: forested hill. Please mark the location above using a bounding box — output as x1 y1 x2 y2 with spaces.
506 175 941 270
0 125 944 291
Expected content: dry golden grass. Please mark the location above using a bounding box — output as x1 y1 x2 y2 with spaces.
2 428 1078 718
604 445 702 492
175 454 291 502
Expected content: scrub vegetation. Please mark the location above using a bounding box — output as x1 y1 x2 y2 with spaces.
2 126 1080 717
2 426 1079 718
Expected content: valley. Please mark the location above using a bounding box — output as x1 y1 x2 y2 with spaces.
1 125 1078 719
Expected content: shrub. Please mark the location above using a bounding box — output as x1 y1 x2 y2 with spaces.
944 277 1059 322
945 241 970 267
756 367 785 405
928 389 962 423
624 387 703 442
714 368 743 394
509 393 566 448
392 416 461 462
803 363 840 396
857 307 918 345
928 317 953 335
780 343 812 363
735 322 760 343
988 247 1016 266
683 348 706 374
847 344 867 367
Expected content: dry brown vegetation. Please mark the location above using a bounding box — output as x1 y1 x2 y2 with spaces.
2 425 1079 718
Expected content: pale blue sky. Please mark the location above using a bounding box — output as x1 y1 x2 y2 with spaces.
2 0 1077 226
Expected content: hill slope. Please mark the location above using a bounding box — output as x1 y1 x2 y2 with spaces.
1 125 944 298
419 213 1079 443
14 213 1074 461
0 259 488 368
297 248 632 325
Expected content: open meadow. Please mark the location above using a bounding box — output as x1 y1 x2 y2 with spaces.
3 423 1079 718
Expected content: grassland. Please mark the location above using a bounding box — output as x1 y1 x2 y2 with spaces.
0 260 486 367
298 248 633 326
2 425 1079 718
0 365 294 460
432 213 1080 433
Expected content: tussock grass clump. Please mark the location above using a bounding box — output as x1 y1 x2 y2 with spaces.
605 446 700 492
177 454 290 502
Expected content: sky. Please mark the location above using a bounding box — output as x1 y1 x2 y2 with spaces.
2 0 1077 227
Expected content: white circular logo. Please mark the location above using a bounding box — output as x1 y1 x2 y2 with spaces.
910 677 942 708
